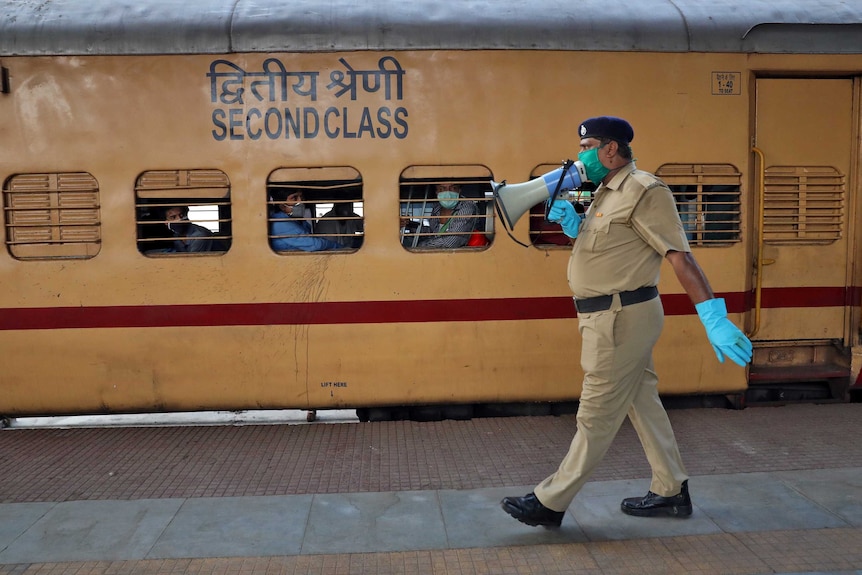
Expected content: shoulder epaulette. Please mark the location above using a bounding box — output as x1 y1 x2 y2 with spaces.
630 170 667 192
624 170 668 227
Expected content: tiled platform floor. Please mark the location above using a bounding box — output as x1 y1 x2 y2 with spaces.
1 403 861 574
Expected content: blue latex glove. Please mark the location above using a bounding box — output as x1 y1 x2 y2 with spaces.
694 298 753 367
547 200 584 238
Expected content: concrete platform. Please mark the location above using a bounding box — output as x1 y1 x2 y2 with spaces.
1 403 861 574
0 468 860 565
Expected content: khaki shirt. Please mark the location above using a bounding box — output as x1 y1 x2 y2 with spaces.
567 162 690 299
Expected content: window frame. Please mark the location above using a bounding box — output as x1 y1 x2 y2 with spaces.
655 163 742 247
267 166 365 254
3 172 102 260
399 164 494 252
135 169 232 257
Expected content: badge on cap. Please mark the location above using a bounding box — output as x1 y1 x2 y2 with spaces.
578 116 634 144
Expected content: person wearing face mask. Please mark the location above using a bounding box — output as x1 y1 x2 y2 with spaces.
415 183 479 249
164 205 224 252
269 190 343 252
501 116 752 528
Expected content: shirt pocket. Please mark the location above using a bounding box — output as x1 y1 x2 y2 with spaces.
582 216 613 252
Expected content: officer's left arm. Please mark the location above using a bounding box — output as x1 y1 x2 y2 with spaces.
665 250 713 304
634 184 751 365
666 250 753 366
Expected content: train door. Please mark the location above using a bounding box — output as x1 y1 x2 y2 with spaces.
749 78 855 401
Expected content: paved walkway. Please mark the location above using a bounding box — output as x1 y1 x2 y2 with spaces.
1 467 860 569
1 404 861 574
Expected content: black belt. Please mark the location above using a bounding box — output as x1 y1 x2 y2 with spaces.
574 285 659 314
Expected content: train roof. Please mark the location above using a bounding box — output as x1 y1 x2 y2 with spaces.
1 0 861 56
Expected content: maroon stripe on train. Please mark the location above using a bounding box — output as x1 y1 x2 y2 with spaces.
0 286 851 330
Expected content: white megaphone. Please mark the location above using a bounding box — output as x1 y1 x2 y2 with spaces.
491 160 588 230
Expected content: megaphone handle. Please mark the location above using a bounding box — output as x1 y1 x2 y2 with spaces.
545 159 575 221
491 193 530 248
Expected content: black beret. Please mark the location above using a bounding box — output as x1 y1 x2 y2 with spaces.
578 116 634 144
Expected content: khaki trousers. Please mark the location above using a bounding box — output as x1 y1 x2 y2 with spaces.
534 294 688 512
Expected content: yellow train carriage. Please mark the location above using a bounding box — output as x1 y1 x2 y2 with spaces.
0 1 860 419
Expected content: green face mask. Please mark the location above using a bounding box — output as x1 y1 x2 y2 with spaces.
437 191 459 209
577 147 610 183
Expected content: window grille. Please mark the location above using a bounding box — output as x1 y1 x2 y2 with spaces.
763 166 843 245
3 172 101 259
267 166 364 253
656 163 742 246
135 169 231 256
399 165 494 251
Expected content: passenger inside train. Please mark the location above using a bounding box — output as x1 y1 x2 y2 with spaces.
316 200 364 249
134 169 232 256
401 183 478 249
164 205 225 253
416 183 479 249
269 189 344 252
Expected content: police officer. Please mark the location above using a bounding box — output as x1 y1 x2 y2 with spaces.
501 116 752 527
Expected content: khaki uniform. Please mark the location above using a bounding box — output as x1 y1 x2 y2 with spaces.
534 162 690 512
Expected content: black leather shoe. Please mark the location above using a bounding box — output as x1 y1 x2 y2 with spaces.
501 492 564 527
621 480 692 517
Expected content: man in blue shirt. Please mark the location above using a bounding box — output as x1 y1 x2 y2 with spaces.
270 191 343 252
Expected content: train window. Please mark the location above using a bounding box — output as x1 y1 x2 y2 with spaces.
528 163 595 249
267 166 363 253
762 166 844 245
3 172 101 260
135 170 231 256
399 165 494 251
655 164 742 246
